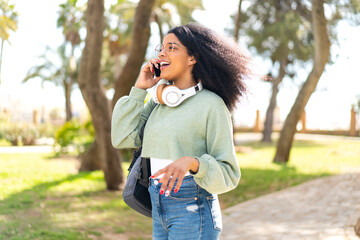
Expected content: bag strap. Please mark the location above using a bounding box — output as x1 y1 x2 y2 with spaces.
128 103 157 172
139 102 157 142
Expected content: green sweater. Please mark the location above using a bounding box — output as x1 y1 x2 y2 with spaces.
111 87 240 194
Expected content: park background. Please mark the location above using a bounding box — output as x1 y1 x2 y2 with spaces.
1 0 360 130
1 0 360 239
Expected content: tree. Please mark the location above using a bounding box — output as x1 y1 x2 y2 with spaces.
102 0 136 90
77 0 123 190
112 0 156 107
237 0 313 142
57 0 85 121
0 0 18 84
78 0 156 190
233 0 244 43
57 0 83 51
23 0 84 122
23 44 78 122
273 0 330 163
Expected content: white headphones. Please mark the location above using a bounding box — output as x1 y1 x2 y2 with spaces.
152 80 203 107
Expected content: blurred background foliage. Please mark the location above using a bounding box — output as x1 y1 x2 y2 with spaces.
0 111 54 146
54 119 94 155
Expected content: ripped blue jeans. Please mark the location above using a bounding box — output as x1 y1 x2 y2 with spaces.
149 176 222 240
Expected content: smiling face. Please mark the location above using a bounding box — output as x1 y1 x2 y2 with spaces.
157 33 197 88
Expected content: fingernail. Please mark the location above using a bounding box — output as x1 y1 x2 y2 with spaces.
150 175 155 179
174 188 178 194
151 68 154 73
160 189 164 195
157 59 160 63
165 190 170 197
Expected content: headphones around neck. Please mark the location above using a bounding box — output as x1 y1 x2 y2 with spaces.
152 80 203 107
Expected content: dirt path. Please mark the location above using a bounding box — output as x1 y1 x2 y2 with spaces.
221 173 360 240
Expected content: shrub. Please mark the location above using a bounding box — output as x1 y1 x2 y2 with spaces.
0 112 10 143
20 123 38 145
54 119 94 154
0 123 22 146
0 122 55 146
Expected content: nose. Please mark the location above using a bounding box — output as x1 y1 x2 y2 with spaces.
159 47 166 57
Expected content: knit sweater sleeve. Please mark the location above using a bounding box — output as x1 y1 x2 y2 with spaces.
111 87 156 149
191 103 241 194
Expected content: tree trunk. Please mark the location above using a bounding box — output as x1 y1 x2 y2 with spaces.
154 13 164 44
77 0 122 190
234 0 243 42
64 80 73 122
112 0 156 107
64 45 77 122
273 0 330 163
261 57 287 142
79 141 103 171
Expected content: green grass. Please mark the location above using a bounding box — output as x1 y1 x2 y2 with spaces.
0 153 152 240
0 138 359 239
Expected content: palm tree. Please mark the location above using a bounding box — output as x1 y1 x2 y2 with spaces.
23 43 78 122
56 0 84 120
103 0 136 87
0 0 18 84
57 0 83 52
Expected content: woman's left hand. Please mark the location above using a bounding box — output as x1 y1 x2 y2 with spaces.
151 156 199 197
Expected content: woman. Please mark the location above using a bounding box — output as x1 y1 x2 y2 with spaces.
112 23 252 240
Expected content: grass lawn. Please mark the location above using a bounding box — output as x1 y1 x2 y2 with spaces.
1 138 359 239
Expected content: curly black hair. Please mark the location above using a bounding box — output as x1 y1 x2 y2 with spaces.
168 23 253 112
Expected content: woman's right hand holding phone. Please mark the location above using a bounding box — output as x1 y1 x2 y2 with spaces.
135 59 161 90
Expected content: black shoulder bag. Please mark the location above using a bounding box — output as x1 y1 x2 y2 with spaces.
122 104 156 218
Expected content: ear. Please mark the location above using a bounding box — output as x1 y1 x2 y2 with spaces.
188 55 197 66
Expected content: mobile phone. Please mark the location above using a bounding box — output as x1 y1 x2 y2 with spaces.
152 63 161 77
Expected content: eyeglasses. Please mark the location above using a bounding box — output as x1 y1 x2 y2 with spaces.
155 42 181 55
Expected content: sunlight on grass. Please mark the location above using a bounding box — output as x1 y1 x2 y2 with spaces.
0 138 359 239
0 152 152 240
289 141 360 174
0 153 78 200
237 140 360 174
48 171 105 195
